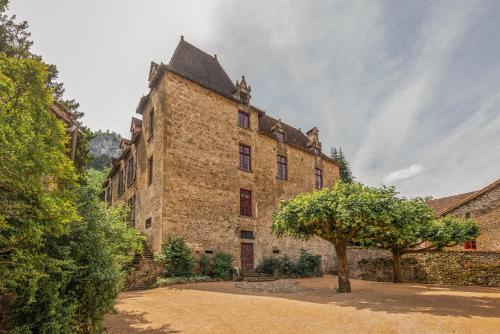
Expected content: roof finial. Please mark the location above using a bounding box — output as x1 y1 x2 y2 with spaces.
181 35 184 41
214 54 217 59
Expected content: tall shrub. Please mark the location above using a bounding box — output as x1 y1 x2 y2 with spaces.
158 236 194 277
211 252 234 279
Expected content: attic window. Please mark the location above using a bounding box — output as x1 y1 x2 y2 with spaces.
240 92 249 105
314 148 320 155
276 131 284 143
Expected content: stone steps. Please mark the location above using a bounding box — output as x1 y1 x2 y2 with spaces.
242 272 277 282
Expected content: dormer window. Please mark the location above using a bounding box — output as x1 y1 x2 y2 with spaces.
276 131 285 143
240 92 249 105
314 148 320 155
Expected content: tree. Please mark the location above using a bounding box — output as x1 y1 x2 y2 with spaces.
0 53 80 332
272 182 394 292
366 196 480 283
330 147 354 183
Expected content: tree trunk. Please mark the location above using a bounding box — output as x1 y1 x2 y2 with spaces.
334 243 351 293
392 248 403 283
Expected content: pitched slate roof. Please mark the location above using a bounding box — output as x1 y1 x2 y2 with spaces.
167 37 236 97
258 114 335 162
427 191 477 213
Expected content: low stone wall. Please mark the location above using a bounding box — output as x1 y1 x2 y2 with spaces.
342 247 500 287
124 258 165 290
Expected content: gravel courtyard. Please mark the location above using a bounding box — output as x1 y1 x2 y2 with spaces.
104 275 500 334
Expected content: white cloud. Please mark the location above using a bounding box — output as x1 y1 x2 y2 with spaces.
383 164 424 184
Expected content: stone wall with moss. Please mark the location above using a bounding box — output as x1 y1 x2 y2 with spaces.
346 248 500 287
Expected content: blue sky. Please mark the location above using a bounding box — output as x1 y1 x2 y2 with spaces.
9 0 500 197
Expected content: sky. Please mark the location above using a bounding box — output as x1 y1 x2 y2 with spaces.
8 0 500 198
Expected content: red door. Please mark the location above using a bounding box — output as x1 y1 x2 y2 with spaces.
241 243 254 272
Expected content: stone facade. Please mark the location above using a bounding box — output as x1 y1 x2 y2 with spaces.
427 178 500 251
344 247 500 287
105 38 340 273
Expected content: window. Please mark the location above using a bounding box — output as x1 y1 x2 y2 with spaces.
145 217 152 229
277 155 287 179
315 168 323 189
118 170 125 195
106 186 112 205
128 195 136 227
273 249 280 254
239 144 251 171
314 148 320 155
149 108 155 138
238 111 250 128
148 156 153 185
464 239 477 250
127 155 136 186
240 230 254 239
205 250 213 254
240 189 252 217
240 92 249 105
276 131 284 142
465 212 471 220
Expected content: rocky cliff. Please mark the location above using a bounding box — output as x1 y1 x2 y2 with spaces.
88 130 121 170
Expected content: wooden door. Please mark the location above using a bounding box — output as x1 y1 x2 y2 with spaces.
240 243 254 272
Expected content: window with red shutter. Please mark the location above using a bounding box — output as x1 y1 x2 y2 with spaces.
240 189 252 217
239 144 251 171
464 239 477 250
277 155 287 179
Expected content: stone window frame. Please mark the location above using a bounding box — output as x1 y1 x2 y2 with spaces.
148 108 155 140
240 230 255 240
239 144 251 171
240 92 250 105
118 169 125 196
240 189 252 217
238 110 250 129
277 155 287 180
148 156 153 186
315 168 323 189
126 155 137 187
276 130 285 143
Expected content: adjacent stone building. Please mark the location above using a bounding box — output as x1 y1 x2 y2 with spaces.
104 37 340 272
427 178 500 251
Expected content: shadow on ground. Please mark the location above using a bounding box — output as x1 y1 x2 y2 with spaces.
165 276 500 318
104 310 180 333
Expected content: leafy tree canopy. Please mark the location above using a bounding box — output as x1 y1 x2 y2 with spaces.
272 182 395 292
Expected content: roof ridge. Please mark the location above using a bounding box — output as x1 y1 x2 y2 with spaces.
438 177 500 216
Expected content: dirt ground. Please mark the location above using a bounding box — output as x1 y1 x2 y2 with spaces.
104 275 500 334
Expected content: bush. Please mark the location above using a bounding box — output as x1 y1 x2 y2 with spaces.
255 256 281 275
157 237 194 277
211 252 234 279
297 250 322 277
255 251 322 278
198 255 212 276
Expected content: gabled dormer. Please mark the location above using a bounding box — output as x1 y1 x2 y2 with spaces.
306 127 322 154
271 119 285 143
130 117 143 138
120 138 131 152
235 75 251 105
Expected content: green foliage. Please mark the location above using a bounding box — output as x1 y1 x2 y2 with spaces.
66 170 144 333
256 251 322 277
272 181 394 292
158 236 195 277
211 252 234 279
198 254 212 276
330 147 354 183
296 250 322 277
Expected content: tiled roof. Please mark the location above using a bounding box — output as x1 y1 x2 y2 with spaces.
167 37 236 98
427 192 477 213
437 178 500 216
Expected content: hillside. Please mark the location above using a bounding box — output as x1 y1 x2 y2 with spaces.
88 130 122 170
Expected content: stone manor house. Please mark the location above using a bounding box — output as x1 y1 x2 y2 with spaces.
104 37 340 272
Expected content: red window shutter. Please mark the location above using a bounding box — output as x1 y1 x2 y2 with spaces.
240 189 252 216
